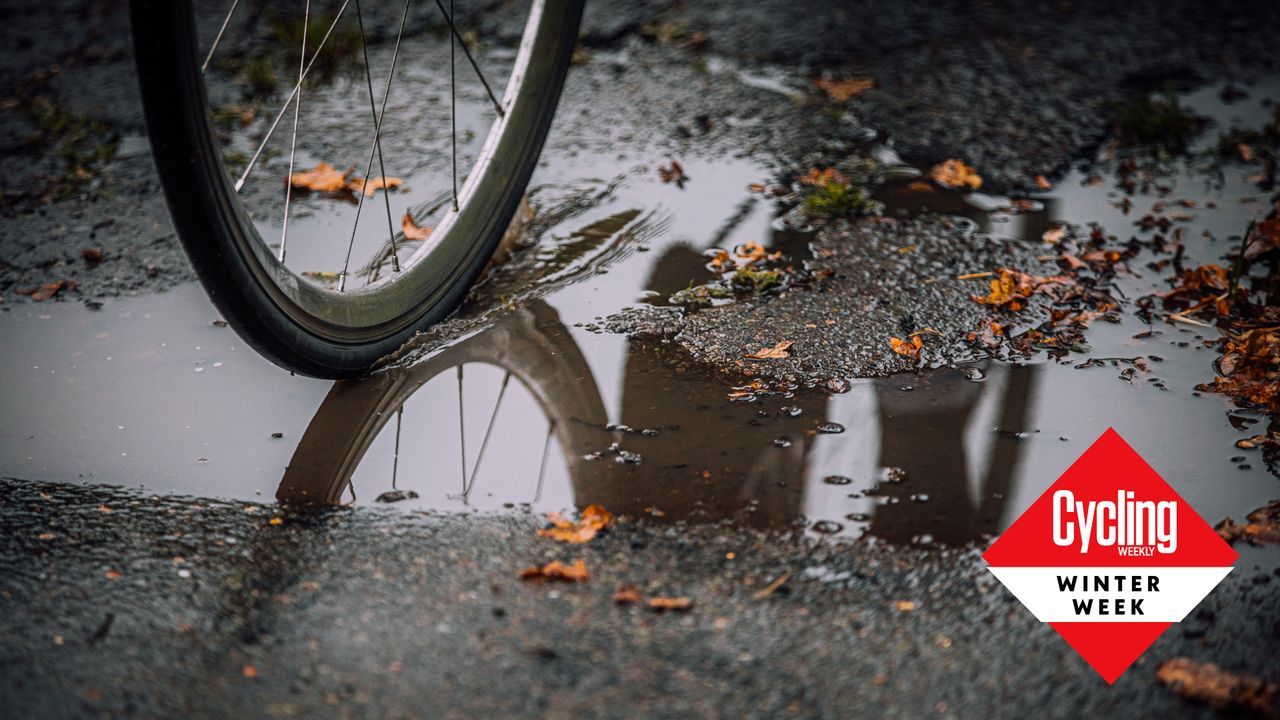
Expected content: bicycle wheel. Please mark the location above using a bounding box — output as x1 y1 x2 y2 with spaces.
130 0 583 377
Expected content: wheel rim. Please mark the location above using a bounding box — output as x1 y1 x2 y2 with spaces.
194 0 577 343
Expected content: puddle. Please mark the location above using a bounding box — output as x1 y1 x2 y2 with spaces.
2 79 1278 553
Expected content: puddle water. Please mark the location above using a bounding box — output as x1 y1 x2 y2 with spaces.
2 79 1277 553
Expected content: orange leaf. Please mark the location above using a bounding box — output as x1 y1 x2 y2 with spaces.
347 175 404 197
889 335 923 359
613 584 641 605
289 162 352 193
537 504 614 543
648 596 693 611
519 559 590 582
812 76 874 102
744 340 793 360
658 159 686 185
1035 174 1052 191
929 159 983 190
401 212 433 241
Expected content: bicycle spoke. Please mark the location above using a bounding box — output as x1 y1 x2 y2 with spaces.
433 0 504 117
234 0 351 193
391 405 403 489
201 0 241 74
462 371 511 499
457 365 466 494
532 421 553 504
278 0 310 263
449 0 457 211
338 0 412 291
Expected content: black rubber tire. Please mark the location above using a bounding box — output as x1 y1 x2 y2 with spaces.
129 0 583 378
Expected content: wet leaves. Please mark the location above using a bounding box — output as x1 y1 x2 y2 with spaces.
24 279 77 301
288 162 404 200
1156 657 1277 715
288 162 351 194
647 596 693 612
969 268 1074 312
929 159 982 191
612 584 641 605
744 340 793 360
658 159 687 187
889 335 922 359
1214 500 1280 546
537 504 614 543
1196 327 1280 414
401 212 433 241
520 559 590 582
812 76 874 102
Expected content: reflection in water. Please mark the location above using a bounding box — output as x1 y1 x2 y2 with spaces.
279 207 1040 546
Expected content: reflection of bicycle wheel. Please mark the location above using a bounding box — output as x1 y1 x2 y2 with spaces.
278 299 606 504
132 0 583 377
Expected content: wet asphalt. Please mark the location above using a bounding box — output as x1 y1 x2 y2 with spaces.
3 0 1280 717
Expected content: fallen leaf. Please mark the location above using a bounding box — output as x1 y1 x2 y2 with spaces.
401 212 433 241
346 175 404 197
1035 174 1052 191
537 504 614 543
613 584 641 605
105 570 122 580
798 167 847 187
1042 226 1066 244
648 596 693 612
967 318 1005 349
929 159 982 191
1214 500 1280 546
1156 657 1277 714
658 159 686 186
268 517 283 526
28 279 77 302
81 247 104 264
812 76 874 102
1237 143 1255 162
894 600 916 612
289 162 353 194
744 340 793 360
1060 253 1088 271
37 532 54 540
889 335 923 359
242 665 259 679
519 559 590 582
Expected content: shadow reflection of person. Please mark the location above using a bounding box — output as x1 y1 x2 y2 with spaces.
866 364 1036 545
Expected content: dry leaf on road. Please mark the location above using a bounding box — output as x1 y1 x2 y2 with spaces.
744 340 793 359
890 335 923 359
519 559 590 582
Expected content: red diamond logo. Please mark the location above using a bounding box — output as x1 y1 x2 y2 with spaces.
983 428 1237 683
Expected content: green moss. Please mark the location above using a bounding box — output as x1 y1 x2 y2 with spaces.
1113 92 1200 150
27 97 117 183
731 266 783 292
801 179 881 218
244 57 279 99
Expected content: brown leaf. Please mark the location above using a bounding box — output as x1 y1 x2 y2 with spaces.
889 335 922 359
648 596 693 612
1214 500 1280 546
289 162 353 194
28 279 77 302
537 504 614 543
347 175 404 197
519 559 590 582
812 76 874 102
744 340 793 360
81 247 104 264
1237 143 1255 162
1034 174 1052 191
1156 657 1277 714
1042 226 1066 244
894 600 916 612
401 212 433 241
798 167 847 187
613 584 641 605
658 159 686 185
242 665 259 679
929 159 982 191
